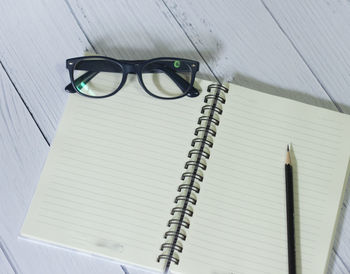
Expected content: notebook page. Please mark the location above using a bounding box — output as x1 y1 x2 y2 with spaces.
176 83 350 274
21 76 213 272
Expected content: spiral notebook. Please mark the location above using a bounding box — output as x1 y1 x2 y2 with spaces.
21 77 350 274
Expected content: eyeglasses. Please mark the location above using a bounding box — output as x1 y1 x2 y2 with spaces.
65 56 200 99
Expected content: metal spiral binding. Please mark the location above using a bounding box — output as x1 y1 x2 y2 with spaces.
157 84 229 272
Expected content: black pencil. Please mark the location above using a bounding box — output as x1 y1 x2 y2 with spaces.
285 145 296 274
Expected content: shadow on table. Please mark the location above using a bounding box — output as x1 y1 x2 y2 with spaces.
233 73 350 114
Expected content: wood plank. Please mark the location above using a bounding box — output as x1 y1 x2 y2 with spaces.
262 0 350 114
65 0 215 78
0 66 124 274
163 0 339 111
0 240 16 274
1 0 349 272
0 0 92 142
327 251 350 274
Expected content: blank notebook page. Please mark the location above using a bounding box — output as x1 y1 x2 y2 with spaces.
21 77 211 272
176 84 350 274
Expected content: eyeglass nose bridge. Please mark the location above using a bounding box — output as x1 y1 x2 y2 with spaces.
123 63 140 75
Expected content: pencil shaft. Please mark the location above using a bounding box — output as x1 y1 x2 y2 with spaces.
285 164 296 274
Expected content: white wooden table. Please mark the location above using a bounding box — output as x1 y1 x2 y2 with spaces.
1 1 350 273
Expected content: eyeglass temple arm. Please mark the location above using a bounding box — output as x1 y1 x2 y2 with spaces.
65 71 99 93
65 61 199 97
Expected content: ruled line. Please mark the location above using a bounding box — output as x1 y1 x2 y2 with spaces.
37 213 154 247
184 243 287 273
56 149 180 185
50 179 169 206
38 206 157 243
43 194 164 220
231 101 341 136
35 219 150 252
41 199 161 225
46 183 164 213
233 94 341 130
221 117 337 151
52 162 172 193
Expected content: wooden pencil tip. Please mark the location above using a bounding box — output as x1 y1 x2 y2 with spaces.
286 145 291 164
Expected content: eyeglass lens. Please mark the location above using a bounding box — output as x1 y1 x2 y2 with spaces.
73 58 124 97
141 59 193 98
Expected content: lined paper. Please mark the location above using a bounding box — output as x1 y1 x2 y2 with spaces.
176 84 350 274
21 76 210 272
21 80 350 274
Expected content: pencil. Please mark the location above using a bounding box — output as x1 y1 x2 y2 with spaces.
285 145 296 274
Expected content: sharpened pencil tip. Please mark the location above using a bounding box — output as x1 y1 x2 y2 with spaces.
286 145 291 164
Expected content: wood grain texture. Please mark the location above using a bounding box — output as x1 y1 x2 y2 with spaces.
0 0 92 143
328 251 350 274
0 240 16 274
65 0 215 80
163 0 340 111
0 0 349 273
0 66 124 274
262 0 350 115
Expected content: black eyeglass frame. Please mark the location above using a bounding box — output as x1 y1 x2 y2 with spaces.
65 56 200 100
